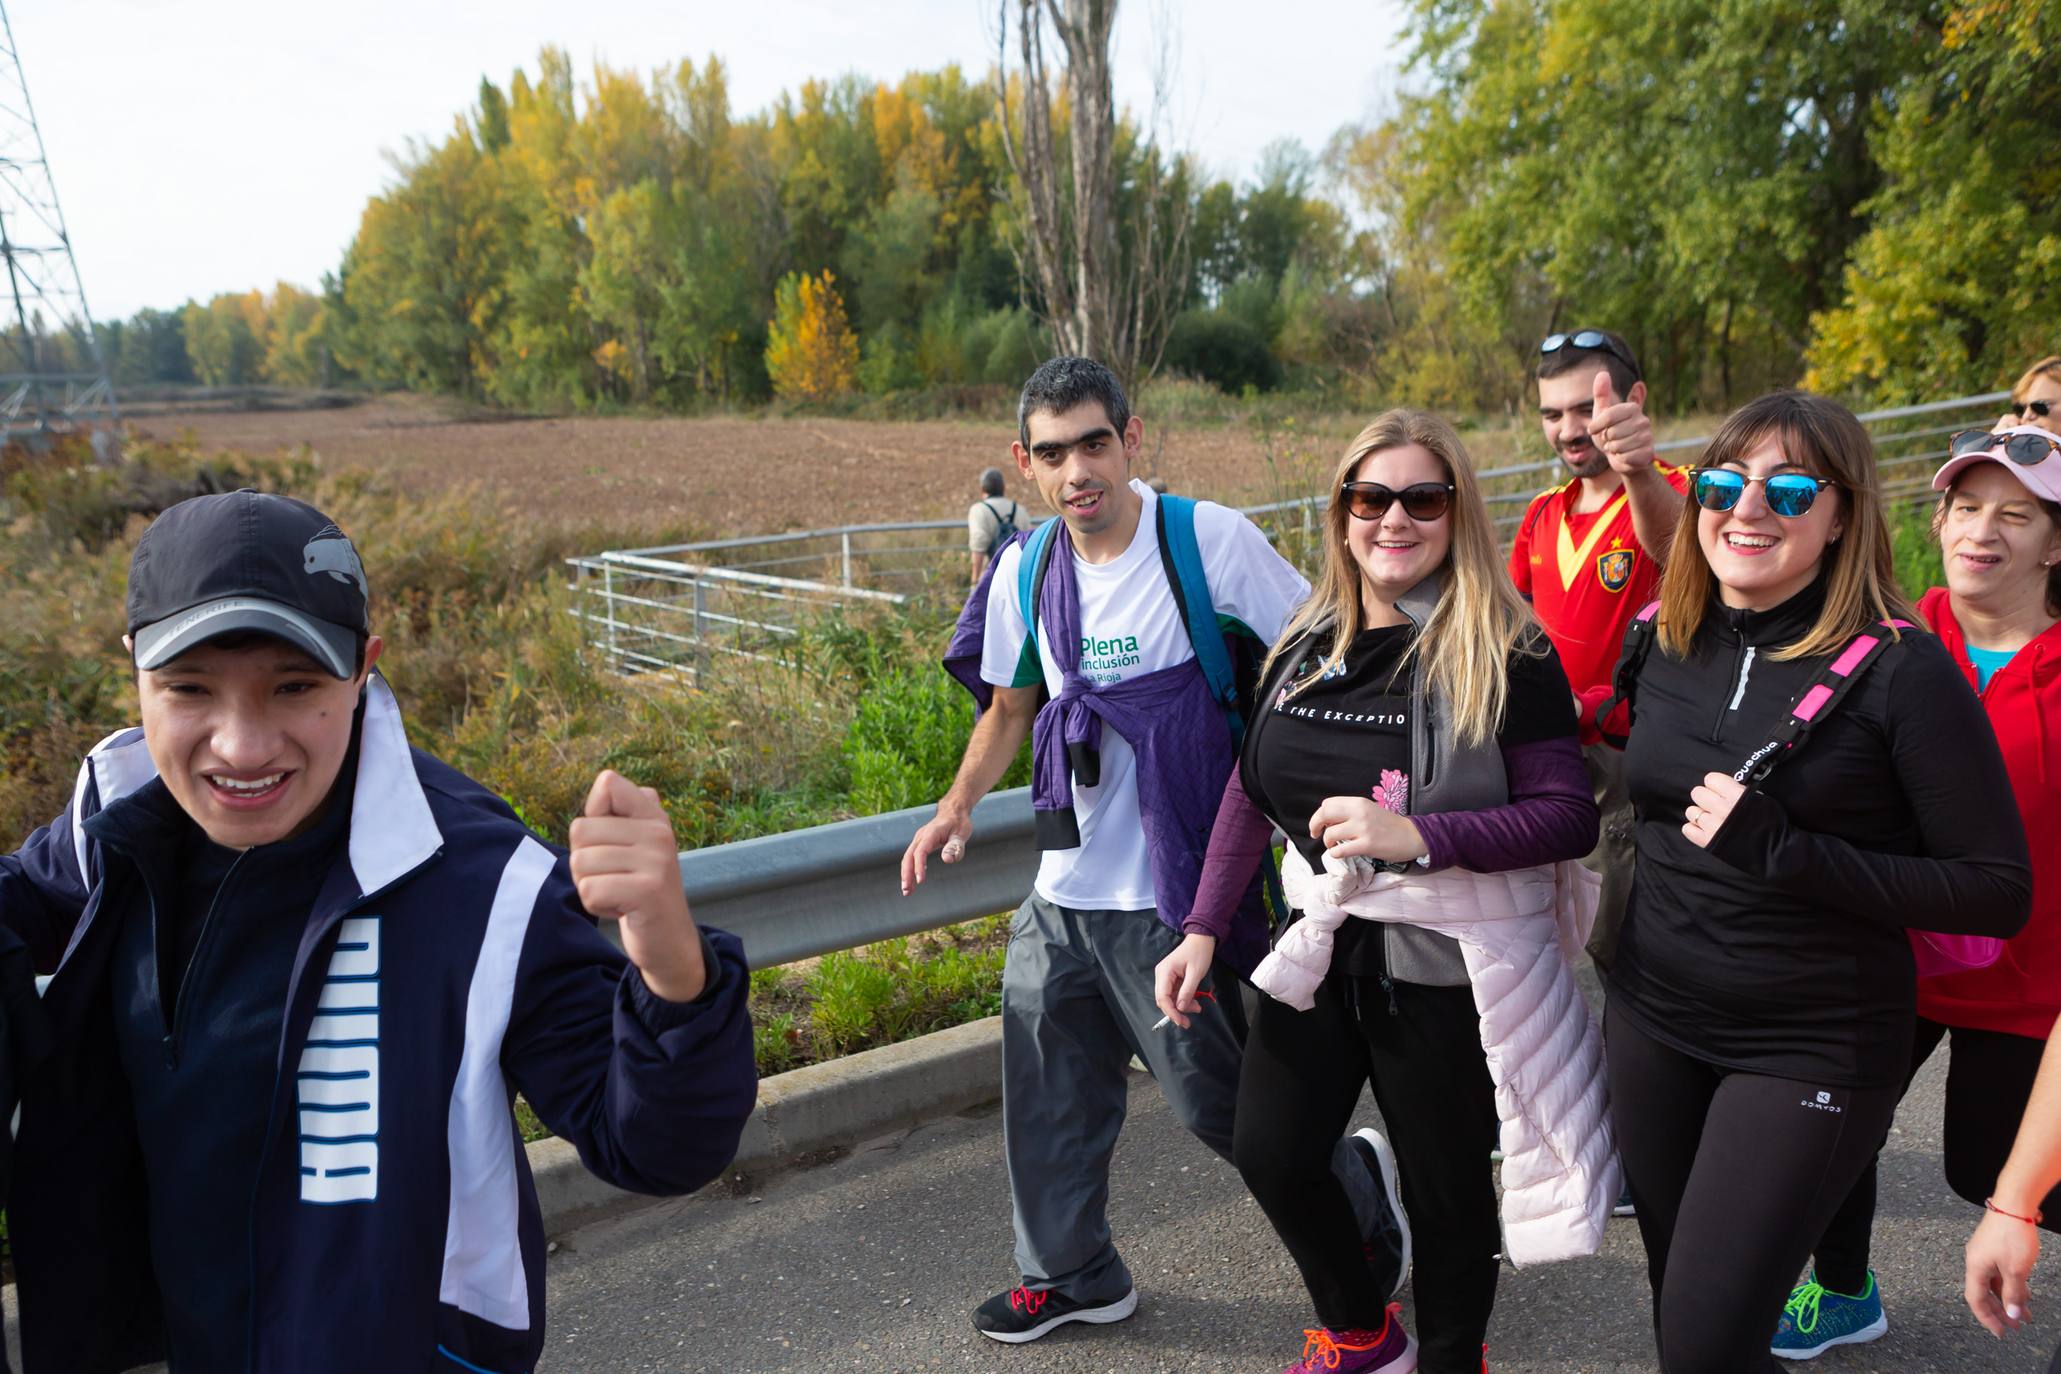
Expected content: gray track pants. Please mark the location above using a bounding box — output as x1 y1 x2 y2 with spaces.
1000 893 1244 1302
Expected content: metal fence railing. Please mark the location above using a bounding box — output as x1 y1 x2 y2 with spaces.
571 391 2014 679
680 787 1036 969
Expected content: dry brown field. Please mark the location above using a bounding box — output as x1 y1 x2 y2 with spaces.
128 392 1390 544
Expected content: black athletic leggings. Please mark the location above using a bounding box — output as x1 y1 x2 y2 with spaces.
1605 1006 1902 1374
1814 1017 2061 1293
1234 973 1498 1374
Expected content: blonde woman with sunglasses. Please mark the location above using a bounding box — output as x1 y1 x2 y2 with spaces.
1597 391 2032 1374
1999 356 2061 435
1163 410 1602 1373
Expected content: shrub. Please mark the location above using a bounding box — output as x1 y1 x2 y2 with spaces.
1163 310 1283 395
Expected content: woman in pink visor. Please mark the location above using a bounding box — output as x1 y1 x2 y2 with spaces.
1778 423 2061 1361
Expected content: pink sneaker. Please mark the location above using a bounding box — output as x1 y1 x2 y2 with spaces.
1281 1303 1418 1373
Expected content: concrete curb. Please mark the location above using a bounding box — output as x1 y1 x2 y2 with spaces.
529 1014 1004 1233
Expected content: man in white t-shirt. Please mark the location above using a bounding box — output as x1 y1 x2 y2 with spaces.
902 358 1412 1345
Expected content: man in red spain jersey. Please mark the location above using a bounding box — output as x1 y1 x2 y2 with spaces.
1509 329 1688 970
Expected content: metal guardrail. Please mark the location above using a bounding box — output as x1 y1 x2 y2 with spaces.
678 786 1037 969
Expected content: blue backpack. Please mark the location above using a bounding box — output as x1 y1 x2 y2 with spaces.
1015 494 1250 746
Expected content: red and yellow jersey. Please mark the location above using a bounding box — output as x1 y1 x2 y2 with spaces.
1508 465 1690 702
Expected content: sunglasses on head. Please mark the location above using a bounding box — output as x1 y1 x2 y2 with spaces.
1692 468 1835 518
1539 328 1642 380
1341 481 1455 522
2014 399 2055 420
1950 428 2061 466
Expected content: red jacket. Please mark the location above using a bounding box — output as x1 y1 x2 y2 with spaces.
1917 587 2061 1039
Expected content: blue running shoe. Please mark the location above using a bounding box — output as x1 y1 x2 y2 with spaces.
1770 1271 1888 1359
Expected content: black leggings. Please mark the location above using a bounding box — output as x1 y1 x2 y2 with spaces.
1606 1007 1902 1374
1814 1017 2061 1293
1234 974 1498 1374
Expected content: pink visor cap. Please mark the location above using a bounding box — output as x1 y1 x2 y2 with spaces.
1931 424 2061 504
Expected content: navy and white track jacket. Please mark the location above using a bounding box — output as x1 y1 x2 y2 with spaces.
0 677 758 1374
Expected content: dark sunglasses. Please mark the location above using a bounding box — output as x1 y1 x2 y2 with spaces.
1692 468 1835 518
1539 328 1642 380
1950 428 2061 466
1341 481 1455 522
2013 399 2055 420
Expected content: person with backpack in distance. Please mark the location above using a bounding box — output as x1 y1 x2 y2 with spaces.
901 356 1412 1344
0 490 757 1374
1175 409 1605 1374
1596 391 2031 1374
1774 421 2061 1359
969 465 1022 586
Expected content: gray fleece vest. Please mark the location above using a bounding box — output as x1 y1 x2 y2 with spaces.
1263 570 1508 986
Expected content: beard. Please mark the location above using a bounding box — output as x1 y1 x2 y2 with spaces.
1559 443 1608 480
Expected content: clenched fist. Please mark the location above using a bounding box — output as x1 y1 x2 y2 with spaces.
569 769 706 1001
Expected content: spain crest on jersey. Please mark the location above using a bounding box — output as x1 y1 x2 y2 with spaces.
1596 547 1634 592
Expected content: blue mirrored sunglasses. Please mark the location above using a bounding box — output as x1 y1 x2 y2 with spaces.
1692 468 1835 518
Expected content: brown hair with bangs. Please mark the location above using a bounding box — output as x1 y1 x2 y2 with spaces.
1262 409 1538 745
1654 390 1912 660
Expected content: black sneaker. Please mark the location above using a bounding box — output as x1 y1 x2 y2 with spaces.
1336 1127 1412 1301
971 1284 1139 1343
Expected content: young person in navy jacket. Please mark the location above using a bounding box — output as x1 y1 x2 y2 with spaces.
0 490 757 1374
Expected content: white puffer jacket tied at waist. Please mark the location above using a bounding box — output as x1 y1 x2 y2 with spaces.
1255 847 1621 1267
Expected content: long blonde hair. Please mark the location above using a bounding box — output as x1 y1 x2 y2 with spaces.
1263 409 1539 746
1655 390 1911 660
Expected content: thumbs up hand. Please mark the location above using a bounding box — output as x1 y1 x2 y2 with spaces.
568 769 707 1001
1589 367 1656 478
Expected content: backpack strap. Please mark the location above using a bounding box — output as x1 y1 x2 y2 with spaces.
1155 495 1245 741
1734 618 1915 787
1594 599 1662 748
1016 515 1062 660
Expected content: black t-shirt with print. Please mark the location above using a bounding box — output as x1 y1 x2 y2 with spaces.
1243 623 1574 972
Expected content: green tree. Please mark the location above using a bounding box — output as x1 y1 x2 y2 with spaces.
1805 3 2061 401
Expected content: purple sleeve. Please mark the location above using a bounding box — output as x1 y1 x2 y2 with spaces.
1411 736 1599 873
1182 770 1278 941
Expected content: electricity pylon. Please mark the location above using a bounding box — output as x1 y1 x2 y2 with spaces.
0 1 117 452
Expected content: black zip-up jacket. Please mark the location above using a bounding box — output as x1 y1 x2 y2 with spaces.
1608 577 2031 1087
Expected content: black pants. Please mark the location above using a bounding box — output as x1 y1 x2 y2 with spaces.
1606 1007 1902 1374
1234 974 1498 1374
1814 1017 2061 1293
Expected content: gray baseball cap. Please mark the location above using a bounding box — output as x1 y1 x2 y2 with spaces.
126 489 371 679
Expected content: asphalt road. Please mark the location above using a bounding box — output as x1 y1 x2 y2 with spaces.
540 1048 2050 1374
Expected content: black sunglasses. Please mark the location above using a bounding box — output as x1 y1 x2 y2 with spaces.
2014 399 2055 420
1692 468 1835 518
1950 428 2061 466
1342 481 1455 522
1540 328 1642 381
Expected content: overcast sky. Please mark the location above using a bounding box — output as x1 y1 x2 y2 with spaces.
12 0 1411 321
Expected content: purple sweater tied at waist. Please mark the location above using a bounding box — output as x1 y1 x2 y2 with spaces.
940 525 1273 975
1185 735 1596 943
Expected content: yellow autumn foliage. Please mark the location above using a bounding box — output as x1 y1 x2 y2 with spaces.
765 269 859 404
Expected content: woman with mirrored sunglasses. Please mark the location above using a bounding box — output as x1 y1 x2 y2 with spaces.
1999 356 2061 436
1597 390 2031 1374
1167 410 1601 1374
1783 423 2061 1360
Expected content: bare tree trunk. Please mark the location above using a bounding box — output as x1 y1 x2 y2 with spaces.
995 0 1190 391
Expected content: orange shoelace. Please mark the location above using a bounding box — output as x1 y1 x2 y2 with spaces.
1297 1308 1391 1371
